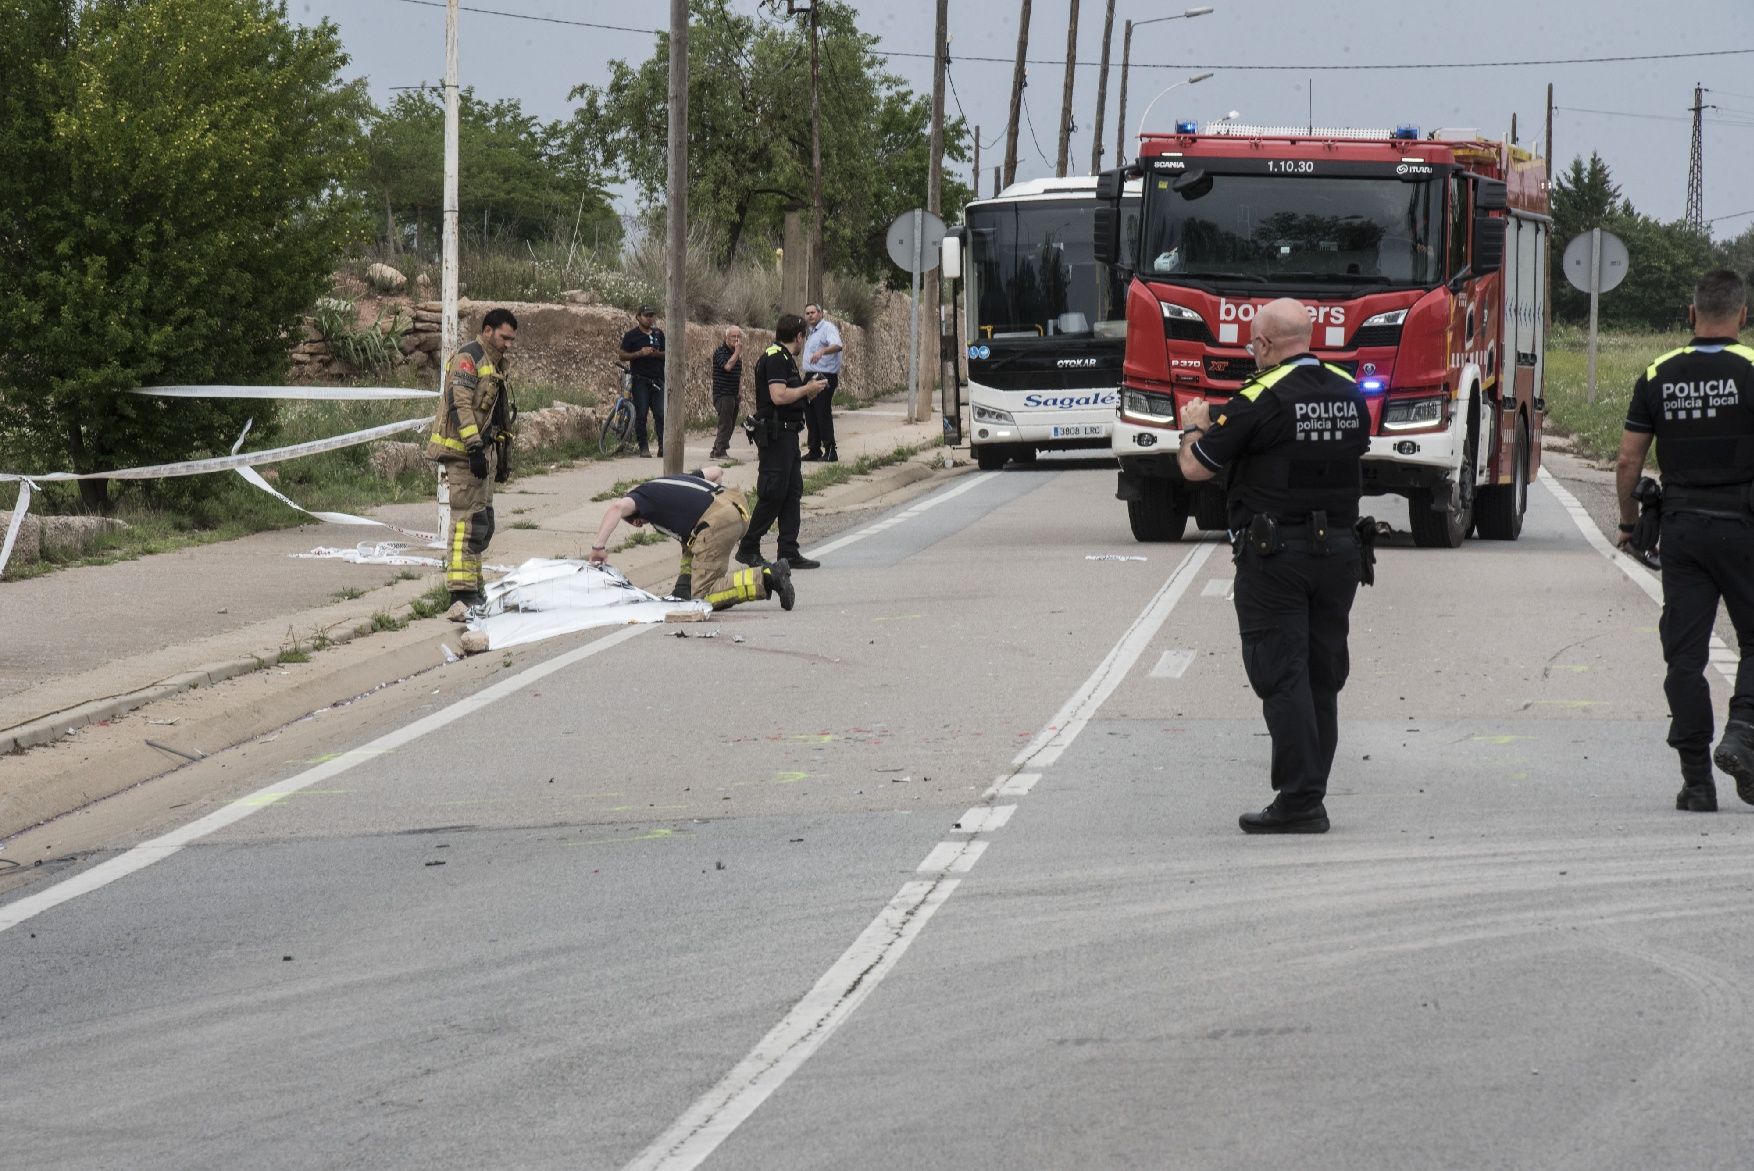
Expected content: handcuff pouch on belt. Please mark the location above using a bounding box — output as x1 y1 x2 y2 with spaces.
1630 476 1663 553
747 415 771 449
1245 513 1283 557
1354 515 1378 587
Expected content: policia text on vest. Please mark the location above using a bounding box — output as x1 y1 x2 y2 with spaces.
426 308 518 606
1176 298 1374 836
737 314 829 569
1615 269 1754 815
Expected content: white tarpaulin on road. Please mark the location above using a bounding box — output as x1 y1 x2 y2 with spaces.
467 559 709 649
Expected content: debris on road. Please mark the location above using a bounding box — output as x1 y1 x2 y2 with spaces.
1086 554 1148 562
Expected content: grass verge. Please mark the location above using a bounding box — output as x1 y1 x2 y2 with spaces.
1543 325 1688 463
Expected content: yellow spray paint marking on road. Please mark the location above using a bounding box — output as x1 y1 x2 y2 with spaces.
1471 735 1537 745
1510 771 1530 781
564 827 681 847
787 734 838 743
239 789 350 807
873 613 924 623
774 771 809 783
606 804 691 813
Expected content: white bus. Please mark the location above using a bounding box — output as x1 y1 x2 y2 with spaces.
943 177 1140 470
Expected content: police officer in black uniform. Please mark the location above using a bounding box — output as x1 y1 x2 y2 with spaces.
737 313 828 570
1615 269 1754 813
1178 298 1373 834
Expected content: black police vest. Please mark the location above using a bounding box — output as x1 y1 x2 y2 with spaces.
1641 342 1754 491
1230 357 1368 523
754 344 807 423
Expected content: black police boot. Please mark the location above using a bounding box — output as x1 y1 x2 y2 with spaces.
824 448 839 463
735 547 768 569
1713 720 1754 805
764 558 795 611
1239 801 1330 835
785 553 822 570
670 573 692 601
1676 749 1718 812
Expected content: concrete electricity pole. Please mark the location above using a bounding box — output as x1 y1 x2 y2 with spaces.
1003 0 1031 187
922 0 948 425
663 0 688 472
438 0 461 540
973 125 981 199
1090 0 1116 174
1055 0 1081 177
807 4 825 305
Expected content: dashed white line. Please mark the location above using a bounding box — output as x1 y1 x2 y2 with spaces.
951 805 1016 833
917 840 989 874
1150 648 1197 679
1201 578 1234 599
804 471 996 559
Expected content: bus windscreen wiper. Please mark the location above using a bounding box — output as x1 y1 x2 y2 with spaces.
1171 271 1269 283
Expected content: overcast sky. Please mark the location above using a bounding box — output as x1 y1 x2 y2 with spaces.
290 0 1754 239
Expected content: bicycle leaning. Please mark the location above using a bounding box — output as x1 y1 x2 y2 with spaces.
598 363 637 456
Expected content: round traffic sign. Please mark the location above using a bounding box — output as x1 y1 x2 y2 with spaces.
886 209 946 273
1562 230 1629 295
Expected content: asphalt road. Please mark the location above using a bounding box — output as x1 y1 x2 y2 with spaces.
5 459 1753 1170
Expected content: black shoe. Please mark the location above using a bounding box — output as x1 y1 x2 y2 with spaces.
637 447 651 458
1714 721 1754 805
1676 780 1719 812
803 451 823 462
671 573 692 600
785 554 822 570
765 559 795 611
735 549 769 569
1239 803 1330 834
824 450 839 463
709 450 729 460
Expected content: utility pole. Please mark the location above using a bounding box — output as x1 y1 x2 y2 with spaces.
807 5 825 305
1685 83 1709 234
921 0 948 425
1003 0 1031 187
1090 0 1116 173
663 0 688 472
1055 0 1081 176
973 125 981 199
1544 82 1553 343
1115 19 1131 167
438 0 461 543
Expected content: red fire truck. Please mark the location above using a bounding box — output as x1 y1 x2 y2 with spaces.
1095 121 1549 547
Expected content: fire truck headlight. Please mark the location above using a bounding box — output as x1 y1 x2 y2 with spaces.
1381 396 1446 431
973 403 1016 426
1160 301 1202 322
1360 308 1409 329
1122 389 1175 420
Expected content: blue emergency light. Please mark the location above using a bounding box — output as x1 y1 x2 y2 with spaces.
1361 378 1386 393
1391 124 1420 140
1175 120 1199 134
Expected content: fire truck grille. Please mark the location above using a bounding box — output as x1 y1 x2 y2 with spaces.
1203 354 1257 382
1350 324 1403 349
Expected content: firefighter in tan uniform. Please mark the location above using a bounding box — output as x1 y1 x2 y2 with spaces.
427 308 518 608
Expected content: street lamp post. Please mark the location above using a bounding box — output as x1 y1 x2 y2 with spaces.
1136 72 1214 142
1115 6 1212 166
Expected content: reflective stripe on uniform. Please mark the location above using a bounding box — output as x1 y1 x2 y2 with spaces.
430 433 467 452
706 565 765 608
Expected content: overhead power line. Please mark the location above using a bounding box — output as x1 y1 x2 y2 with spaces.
1557 105 1754 128
380 3 1753 73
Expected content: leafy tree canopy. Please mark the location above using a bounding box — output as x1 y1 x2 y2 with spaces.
567 0 972 281
0 0 367 511
363 88 621 254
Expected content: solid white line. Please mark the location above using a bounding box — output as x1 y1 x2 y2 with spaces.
1542 475 1737 683
804 472 996 559
622 877 960 1171
1012 539 1220 769
624 534 1220 1171
1150 648 1197 679
917 840 988 874
0 624 652 935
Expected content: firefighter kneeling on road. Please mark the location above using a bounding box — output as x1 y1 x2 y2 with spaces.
428 307 519 614
588 466 795 612
1177 297 1375 835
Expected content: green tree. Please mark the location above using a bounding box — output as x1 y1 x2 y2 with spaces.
0 0 368 512
363 88 621 254
1713 222 1754 281
1550 152 1621 246
570 0 971 280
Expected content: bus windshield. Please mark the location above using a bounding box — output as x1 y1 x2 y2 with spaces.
967 198 1137 342
1141 173 1443 287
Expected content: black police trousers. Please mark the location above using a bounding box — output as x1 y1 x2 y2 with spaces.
739 427 804 561
1233 537 1360 809
1659 511 1754 753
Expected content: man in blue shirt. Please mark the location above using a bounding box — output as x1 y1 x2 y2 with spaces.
802 303 844 462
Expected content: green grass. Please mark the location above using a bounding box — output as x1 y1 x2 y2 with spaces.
332 586 366 602
800 442 929 495
591 477 645 502
369 610 408 633
408 583 454 620
612 528 670 553
1543 325 1688 462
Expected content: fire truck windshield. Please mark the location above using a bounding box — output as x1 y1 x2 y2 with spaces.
967 198 1137 342
1141 173 1442 288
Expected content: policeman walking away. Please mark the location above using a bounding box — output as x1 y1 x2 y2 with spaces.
427 307 518 612
737 313 828 571
1615 269 1754 812
1178 298 1374 834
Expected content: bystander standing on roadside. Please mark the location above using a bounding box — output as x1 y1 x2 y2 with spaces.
802 303 843 462
616 304 667 458
1614 269 1754 813
709 326 744 460
427 307 518 613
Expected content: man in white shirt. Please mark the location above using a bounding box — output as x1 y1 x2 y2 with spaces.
801 303 844 462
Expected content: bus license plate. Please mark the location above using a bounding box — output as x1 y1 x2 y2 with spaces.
1051 424 1105 439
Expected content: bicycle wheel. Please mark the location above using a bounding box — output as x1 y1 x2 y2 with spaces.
599 399 634 455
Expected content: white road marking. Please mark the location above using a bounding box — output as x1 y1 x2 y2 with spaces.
803 472 996 559
0 624 653 935
917 840 988 874
1150 648 1197 679
986 772 1042 798
951 805 1016 833
1543 476 1738 683
624 538 1220 1171
1201 578 1234 599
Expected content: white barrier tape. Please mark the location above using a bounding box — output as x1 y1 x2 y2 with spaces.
136 385 439 400
236 466 387 528
0 416 428 577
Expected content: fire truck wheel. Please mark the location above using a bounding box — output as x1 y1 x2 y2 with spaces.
1474 420 1530 541
1192 487 1229 532
1127 485 1189 542
1409 408 1479 548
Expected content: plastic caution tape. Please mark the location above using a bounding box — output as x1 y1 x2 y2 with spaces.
0 416 429 577
135 385 440 400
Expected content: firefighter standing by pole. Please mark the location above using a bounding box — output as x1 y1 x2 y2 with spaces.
428 307 518 614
